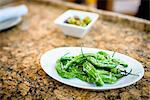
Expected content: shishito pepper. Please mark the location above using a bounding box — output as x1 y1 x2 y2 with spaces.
83 61 104 86
55 50 129 86
55 59 74 78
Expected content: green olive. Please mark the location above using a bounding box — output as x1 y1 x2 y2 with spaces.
67 17 76 24
83 16 91 24
75 20 81 25
80 21 86 27
65 16 91 27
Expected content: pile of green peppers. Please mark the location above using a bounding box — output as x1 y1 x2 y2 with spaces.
55 51 128 86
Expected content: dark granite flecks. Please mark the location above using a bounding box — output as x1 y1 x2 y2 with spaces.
0 1 150 100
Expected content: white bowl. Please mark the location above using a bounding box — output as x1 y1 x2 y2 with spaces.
54 10 99 38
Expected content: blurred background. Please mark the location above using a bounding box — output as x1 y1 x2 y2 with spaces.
64 0 150 20
0 0 149 20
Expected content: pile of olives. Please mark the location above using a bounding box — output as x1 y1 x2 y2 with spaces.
65 16 91 27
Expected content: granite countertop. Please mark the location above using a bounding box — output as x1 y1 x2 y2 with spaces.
0 1 150 100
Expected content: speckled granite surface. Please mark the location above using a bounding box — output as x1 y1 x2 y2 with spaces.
0 1 150 100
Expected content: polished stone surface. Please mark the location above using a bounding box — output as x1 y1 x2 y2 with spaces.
0 1 149 100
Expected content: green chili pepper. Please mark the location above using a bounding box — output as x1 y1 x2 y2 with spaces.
55 59 74 78
55 50 130 86
87 57 117 69
83 61 104 86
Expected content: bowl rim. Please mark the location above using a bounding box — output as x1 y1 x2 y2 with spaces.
54 9 99 30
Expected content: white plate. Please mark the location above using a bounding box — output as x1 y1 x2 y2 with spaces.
40 47 144 90
0 17 21 31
